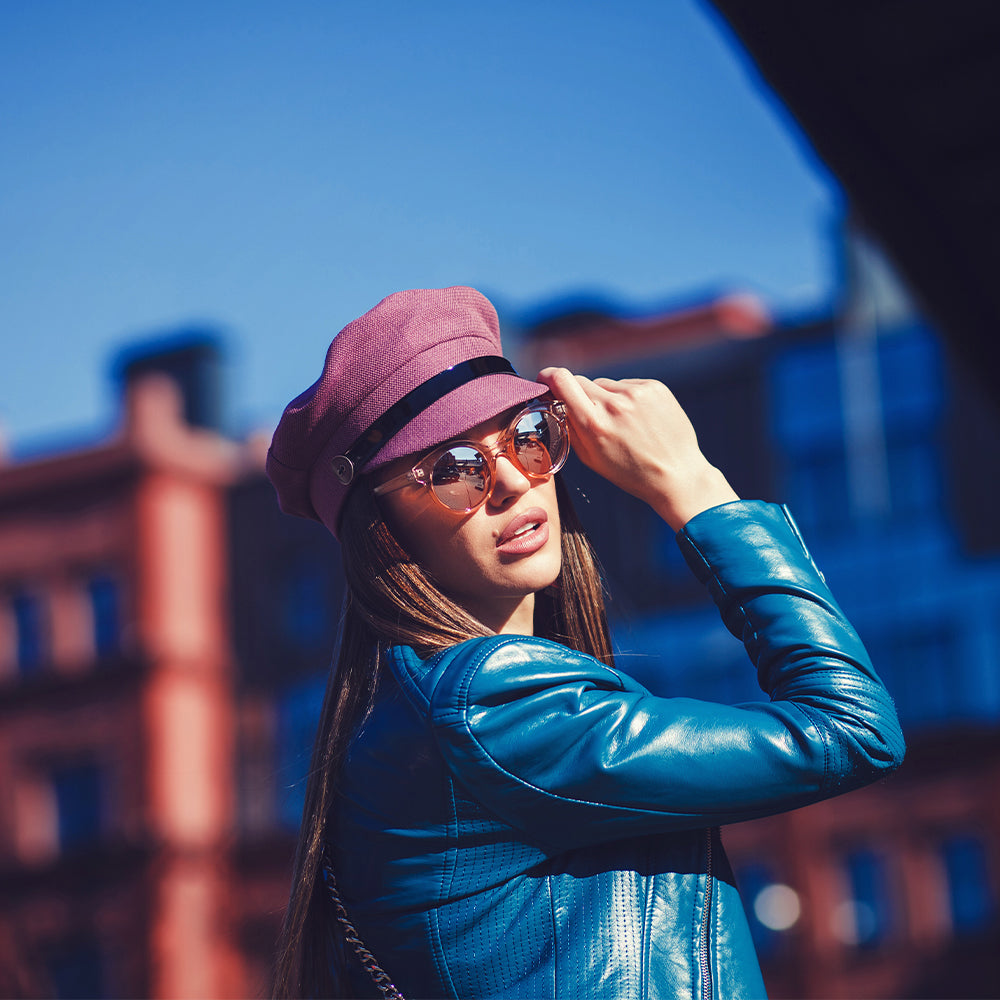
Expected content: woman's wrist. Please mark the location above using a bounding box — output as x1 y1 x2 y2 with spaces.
650 465 740 532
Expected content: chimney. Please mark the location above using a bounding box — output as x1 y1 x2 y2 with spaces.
114 331 225 433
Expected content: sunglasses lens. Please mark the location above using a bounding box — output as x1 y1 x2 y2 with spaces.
429 445 490 511
512 407 567 476
424 406 567 512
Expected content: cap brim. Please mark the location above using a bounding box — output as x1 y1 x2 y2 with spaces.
362 372 549 470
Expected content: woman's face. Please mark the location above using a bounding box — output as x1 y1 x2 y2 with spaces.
375 409 563 636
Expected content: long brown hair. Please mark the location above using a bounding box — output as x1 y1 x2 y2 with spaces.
272 475 612 998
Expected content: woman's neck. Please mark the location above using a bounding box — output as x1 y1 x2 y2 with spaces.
461 592 536 637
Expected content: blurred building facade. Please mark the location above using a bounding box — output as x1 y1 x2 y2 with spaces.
518 229 1000 998
0 338 316 999
1 232 998 998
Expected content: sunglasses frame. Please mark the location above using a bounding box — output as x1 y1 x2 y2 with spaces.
372 400 569 513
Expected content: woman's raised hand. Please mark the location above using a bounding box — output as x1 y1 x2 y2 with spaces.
537 367 739 531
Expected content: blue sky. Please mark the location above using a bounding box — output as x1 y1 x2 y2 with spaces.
1 0 841 453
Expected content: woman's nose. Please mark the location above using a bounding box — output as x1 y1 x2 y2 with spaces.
487 454 532 508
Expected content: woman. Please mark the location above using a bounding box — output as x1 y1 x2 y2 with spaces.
266 286 904 999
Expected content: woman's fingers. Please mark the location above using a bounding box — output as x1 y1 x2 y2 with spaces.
536 365 739 530
538 367 607 419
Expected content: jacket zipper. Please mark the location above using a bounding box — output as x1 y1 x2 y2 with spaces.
700 827 715 1000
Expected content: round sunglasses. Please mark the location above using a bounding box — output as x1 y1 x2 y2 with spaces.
372 401 569 513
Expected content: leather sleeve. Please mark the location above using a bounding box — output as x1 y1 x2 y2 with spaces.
402 501 905 851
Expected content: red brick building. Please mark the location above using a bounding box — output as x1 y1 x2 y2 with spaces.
0 341 285 999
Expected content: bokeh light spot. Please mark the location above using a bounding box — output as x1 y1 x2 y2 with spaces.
753 883 801 931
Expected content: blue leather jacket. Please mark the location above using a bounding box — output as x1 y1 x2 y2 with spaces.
332 502 904 999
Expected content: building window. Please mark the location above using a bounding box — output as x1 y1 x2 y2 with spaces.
276 673 326 830
51 761 105 851
942 834 994 934
281 560 330 651
12 590 46 673
833 849 894 948
771 341 845 449
885 434 941 521
877 324 942 429
785 447 852 537
87 575 121 659
875 624 960 727
45 936 106 1000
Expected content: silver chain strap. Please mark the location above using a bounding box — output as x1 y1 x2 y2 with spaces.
321 852 405 1000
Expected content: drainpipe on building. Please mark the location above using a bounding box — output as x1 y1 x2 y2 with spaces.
836 229 893 525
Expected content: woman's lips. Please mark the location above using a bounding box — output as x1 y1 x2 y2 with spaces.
495 507 549 555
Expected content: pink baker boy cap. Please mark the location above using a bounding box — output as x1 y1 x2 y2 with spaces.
266 286 548 539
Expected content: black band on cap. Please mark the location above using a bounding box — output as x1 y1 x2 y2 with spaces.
330 355 518 485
